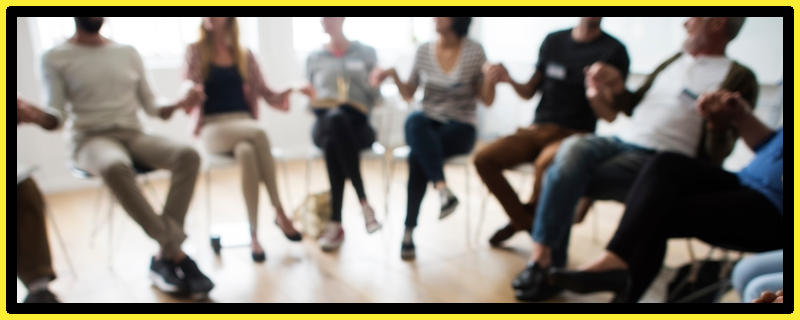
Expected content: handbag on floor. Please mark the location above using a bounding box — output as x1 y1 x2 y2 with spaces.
292 190 332 238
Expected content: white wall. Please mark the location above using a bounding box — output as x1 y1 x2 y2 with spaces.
16 17 784 193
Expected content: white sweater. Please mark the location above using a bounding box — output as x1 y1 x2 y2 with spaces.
41 40 159 140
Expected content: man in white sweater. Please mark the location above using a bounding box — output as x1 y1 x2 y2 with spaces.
32 17 213 298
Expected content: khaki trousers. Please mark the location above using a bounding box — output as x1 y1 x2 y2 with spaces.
200 114 282 233
73 128 200 259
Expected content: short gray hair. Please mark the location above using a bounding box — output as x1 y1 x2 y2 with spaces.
726 17 746 41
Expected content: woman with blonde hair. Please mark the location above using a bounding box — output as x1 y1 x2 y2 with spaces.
172 17 301 262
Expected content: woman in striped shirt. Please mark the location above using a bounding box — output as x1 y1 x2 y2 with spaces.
371 17 501 260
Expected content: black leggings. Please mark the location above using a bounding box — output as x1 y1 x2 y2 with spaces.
312 105 375 222
606 152 783 302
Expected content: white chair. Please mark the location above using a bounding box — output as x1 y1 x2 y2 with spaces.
70 163 160 269
474 162 535 245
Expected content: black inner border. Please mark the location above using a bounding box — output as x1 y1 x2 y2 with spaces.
6 5 794 315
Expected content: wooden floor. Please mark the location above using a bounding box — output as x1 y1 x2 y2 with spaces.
18 157 738 303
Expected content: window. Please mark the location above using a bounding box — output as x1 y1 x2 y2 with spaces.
32 17 259 69
292 17 435 75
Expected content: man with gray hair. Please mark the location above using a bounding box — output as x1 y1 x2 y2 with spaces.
513 17 758 302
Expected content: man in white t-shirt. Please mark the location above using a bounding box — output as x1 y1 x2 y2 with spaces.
32 17 213 299
513 17 758 302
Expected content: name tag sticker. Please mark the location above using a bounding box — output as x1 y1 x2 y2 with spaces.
345 60 366 71
546 62 567 80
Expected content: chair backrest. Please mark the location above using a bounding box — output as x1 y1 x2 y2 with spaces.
370 95 414 150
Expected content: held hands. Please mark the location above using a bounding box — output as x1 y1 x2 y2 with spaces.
369 67 395 88
162 84 205 120
752 290 783 303
584 62 624 99
696 90 750 131
271 89 292 112
298 84 316 101
482 62 510 84
183 84 206 109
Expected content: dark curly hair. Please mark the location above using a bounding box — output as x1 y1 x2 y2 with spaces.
451 17 472 38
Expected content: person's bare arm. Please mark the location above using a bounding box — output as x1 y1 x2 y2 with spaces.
478 62 503 106
370 67 418 101
17 98 59 130
507 70 543 100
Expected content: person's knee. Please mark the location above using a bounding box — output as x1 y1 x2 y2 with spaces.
253 129 273 148
174 146 200 171
99 161 134 180
234 141 256 159
550 136 596 176
473 145 499 173
325 109 347 127
404 112 427 133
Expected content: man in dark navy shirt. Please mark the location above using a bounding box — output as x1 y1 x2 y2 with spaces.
474 17 630 247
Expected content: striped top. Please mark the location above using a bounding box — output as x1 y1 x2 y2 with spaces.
408 39 487 125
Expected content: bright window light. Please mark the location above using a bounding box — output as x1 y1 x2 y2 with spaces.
32 17 259 69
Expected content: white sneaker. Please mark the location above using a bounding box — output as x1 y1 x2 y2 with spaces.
319 222 344 252
362 205 382 234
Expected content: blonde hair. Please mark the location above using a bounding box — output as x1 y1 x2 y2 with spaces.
197 17 248 81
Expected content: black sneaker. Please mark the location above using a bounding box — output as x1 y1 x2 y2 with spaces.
401 239 416 260
149 256 184 293
439 194 459 220
23 289 60 303
176 256 215 299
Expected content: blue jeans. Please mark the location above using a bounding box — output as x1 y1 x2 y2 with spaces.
403 111 476 228
731 250 783 302
532 135 654 267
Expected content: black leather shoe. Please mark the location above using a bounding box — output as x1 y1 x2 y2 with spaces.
23 289 60 303
489 223 517 247
512 262 548 290
550 268 632 303
275 219 303 242
400 239 415 260
511 263 562 302
512 262 563 301
252 250 266 263
514 281 563 302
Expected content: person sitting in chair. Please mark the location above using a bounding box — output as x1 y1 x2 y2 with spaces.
38 17 213 298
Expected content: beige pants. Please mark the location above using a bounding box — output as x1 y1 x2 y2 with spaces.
200 114 282 234
73 127 200 259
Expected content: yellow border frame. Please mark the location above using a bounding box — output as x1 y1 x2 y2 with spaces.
2 3 796 319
